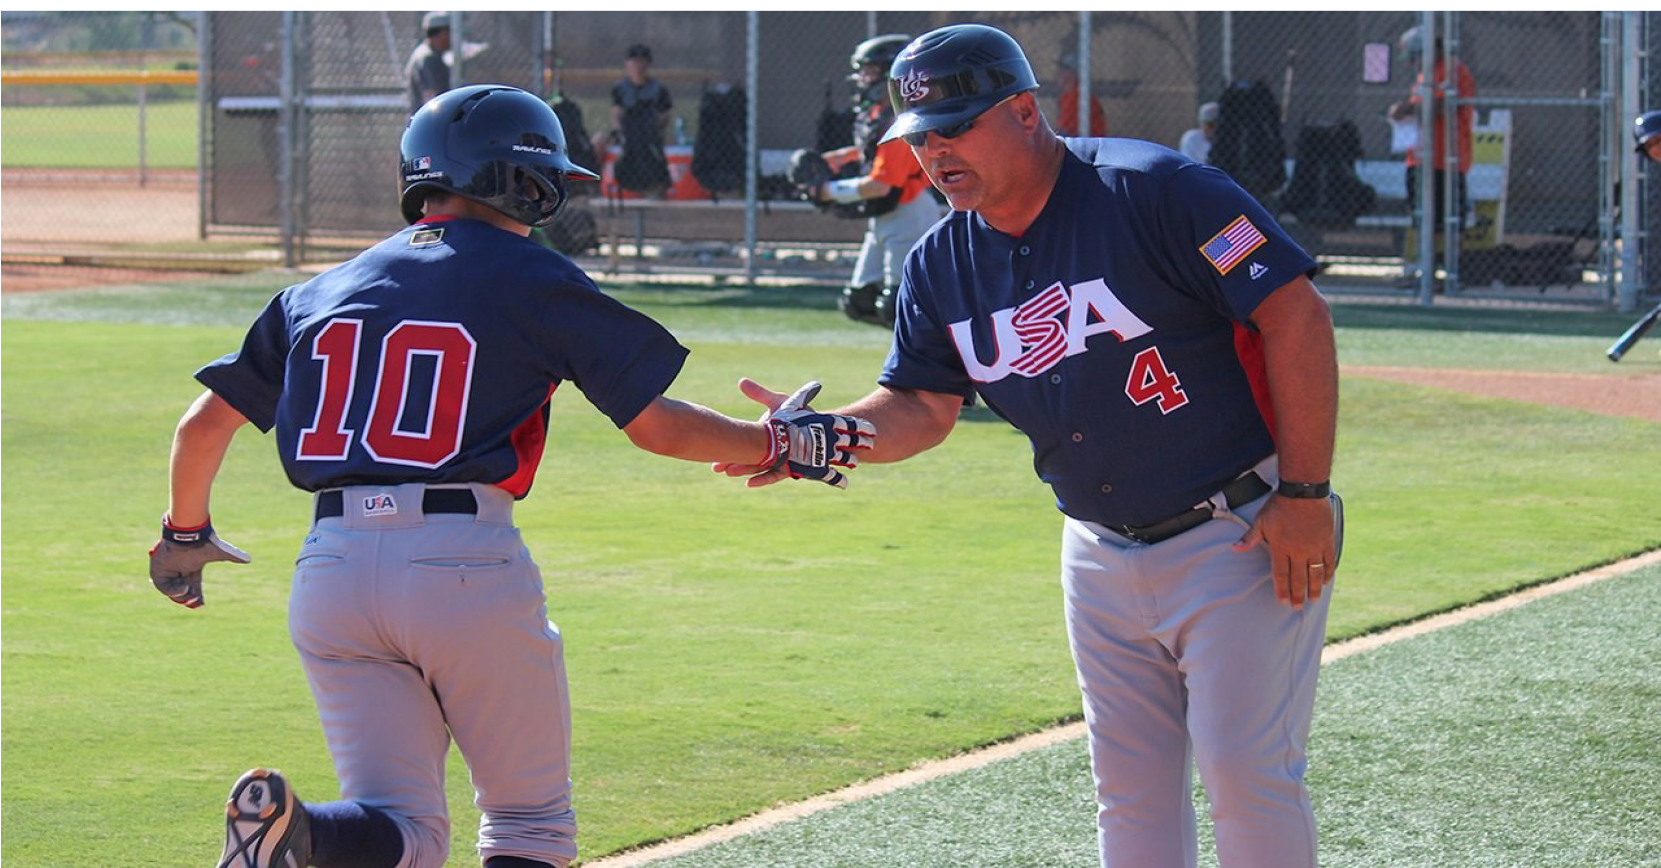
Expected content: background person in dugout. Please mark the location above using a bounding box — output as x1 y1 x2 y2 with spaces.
1179 101 1219 164
594 43 674 195
811 33 944 327
406 11 451 113
1054 49 1108 138
148 86 873 868
1388 24 1474 281
718 23 1342 868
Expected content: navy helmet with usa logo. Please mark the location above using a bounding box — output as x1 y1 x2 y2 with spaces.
880 24 1039 146
399 84 600 228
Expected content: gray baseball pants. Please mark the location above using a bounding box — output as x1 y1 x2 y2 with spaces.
849 193 944 290
288 482 576 868
1061 457 1336 868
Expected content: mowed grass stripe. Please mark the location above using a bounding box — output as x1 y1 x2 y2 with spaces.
622 561 1661 868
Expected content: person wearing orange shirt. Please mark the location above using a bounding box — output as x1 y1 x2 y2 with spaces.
815 34 945 326
1055 50 1108 138
1389 26 1474 233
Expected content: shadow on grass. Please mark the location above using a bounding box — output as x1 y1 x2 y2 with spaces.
1331 303 1642 338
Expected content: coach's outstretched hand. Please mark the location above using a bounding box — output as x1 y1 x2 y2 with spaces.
149 518 251 609
715 379 876 488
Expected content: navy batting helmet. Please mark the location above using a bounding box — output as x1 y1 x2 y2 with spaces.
879 23 1039 146
399 84 600 227
1635 109 1661 154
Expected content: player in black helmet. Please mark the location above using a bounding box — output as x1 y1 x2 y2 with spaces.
150 84 874 868
805 33 943 326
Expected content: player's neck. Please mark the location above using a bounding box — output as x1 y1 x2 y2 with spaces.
423 199 532 237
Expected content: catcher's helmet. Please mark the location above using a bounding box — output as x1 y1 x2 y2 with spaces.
399 84 599 228
879 23 1039 145
851 34 911 74
1634 109 1661 154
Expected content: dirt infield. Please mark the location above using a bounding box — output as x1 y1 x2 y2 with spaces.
1345 365 1661 423
1 171 198 245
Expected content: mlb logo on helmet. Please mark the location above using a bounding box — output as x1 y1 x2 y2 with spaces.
362 493 398 517
413 156 432 171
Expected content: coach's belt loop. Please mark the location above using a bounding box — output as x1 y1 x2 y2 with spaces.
1200 490 1252 534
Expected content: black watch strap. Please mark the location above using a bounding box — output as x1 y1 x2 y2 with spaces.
1277 480 1331 499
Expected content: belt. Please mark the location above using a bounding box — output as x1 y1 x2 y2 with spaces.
1107 472 1272 545
314 488 479 521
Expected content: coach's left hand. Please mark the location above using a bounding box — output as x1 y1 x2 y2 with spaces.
1233 495 1338 610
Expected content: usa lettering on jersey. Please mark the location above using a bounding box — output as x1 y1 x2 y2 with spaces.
947 278 1152 383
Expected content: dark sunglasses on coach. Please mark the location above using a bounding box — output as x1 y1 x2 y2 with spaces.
899 93 1020 147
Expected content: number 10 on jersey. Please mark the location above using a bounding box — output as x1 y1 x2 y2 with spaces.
297 318 477 467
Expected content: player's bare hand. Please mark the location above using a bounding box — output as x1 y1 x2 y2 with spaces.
711 378 791 484
1232 494 1340 610
149 519 251 609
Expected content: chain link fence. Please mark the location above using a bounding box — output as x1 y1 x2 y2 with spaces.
3 11 1655 307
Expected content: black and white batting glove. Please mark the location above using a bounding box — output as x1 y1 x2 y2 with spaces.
148 516 251 609
761 381 877 489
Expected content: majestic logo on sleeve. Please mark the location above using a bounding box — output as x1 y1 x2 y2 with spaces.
947 278 1151 383
1199 215 1268 275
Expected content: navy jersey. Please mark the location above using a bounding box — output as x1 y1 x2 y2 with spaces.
198 217 687 497
881 138 1317 527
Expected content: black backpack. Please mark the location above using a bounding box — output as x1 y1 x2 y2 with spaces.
1210 80 1286 205
1282 120 1375 229
692 85 747 196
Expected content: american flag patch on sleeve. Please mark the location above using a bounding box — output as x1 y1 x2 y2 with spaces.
1199 215 1268 275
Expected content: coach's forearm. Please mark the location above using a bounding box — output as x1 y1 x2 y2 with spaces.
168 390 250 527
1252 278 1338 483
625 395 771 464
835 386 959 463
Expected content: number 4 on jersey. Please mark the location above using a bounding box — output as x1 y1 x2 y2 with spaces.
1125 346 1189 414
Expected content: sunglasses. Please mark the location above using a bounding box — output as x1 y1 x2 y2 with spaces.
900 93 1021 147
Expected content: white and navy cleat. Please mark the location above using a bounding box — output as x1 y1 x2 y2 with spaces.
217 768 312 868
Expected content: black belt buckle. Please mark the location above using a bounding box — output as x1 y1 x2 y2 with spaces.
314 488 478 521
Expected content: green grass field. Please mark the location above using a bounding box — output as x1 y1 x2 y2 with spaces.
0 99 197 168
2 277 1658 866
649 563 1661 868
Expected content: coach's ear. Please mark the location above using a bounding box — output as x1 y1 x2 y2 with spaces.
1011 91 1042 134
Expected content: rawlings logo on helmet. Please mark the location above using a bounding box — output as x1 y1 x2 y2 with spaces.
897 69 931 104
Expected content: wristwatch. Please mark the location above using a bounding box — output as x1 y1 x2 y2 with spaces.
1276 480 1331 499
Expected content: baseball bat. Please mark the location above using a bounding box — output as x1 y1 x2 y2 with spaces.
1606 301 1661 362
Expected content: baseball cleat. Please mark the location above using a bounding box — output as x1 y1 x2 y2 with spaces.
217 767 312 868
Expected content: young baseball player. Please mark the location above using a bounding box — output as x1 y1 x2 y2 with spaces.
721 24 1342 868
811 33 943 326
149 85 873 868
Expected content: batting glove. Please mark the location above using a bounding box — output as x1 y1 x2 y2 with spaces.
760 381 877 489
149 516 251 609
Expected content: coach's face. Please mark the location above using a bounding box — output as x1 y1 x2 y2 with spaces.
911 92 1041 216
